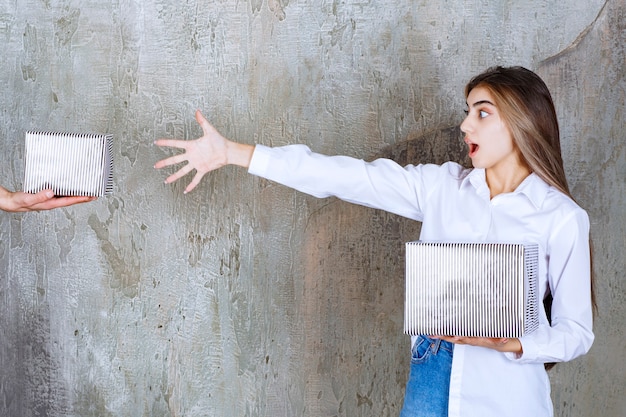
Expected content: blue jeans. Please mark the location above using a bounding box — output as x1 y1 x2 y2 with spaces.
399 335 454 417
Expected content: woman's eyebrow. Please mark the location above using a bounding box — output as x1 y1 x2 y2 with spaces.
467 99 495 108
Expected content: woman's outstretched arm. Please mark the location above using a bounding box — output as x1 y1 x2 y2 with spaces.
155 110 431 220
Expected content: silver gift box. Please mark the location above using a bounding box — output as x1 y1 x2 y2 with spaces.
23 131 114 197
404 242 540 338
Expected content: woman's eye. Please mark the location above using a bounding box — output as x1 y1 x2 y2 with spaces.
479 110 489 118
463 109 469 115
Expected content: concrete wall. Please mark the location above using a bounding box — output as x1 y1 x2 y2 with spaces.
0 0 624 416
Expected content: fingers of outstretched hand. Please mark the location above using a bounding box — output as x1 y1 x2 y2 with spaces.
195 110 217 136
154 140 190 169
195 110 208 129
184 172 207 194
165 164 195 184
154 138 189 150
154 153 190 170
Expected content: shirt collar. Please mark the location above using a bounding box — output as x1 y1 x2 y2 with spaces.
515 173 550 209
461 168 550 209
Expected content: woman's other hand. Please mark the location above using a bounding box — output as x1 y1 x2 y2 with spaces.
433 335 523 355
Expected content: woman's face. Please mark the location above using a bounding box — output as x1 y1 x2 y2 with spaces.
460 86 520 172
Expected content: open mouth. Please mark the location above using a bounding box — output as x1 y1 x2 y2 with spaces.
464 136 479 158
468 142 479 157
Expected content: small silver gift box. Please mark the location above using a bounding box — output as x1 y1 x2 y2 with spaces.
23 131 113 197
404 242 540 338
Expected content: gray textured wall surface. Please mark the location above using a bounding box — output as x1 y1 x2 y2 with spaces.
0 1 624 416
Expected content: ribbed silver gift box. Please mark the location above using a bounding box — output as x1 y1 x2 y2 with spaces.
23 131 113 197
404 242 540 338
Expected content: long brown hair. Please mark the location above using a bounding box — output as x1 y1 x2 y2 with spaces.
465 66 596 368
465 66 570 197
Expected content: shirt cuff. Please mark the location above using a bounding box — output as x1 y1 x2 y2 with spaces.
504 351 524 361
248 144 272 177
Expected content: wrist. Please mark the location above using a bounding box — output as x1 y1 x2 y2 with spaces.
506 338 523 355
226 142 255 168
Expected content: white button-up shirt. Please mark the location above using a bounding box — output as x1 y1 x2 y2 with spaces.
248 144 594 417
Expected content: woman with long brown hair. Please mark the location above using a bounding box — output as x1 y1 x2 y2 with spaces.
155 66 594 416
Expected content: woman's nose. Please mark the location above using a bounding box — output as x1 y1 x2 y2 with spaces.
460 115 470 134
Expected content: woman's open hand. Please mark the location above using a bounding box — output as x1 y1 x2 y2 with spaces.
154 110 231 194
